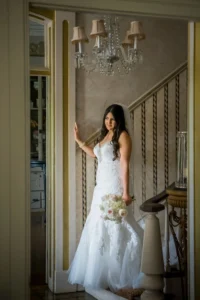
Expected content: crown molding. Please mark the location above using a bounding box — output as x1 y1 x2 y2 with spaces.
30 0 200 20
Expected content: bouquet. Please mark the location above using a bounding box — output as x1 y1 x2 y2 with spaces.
99 194 134 223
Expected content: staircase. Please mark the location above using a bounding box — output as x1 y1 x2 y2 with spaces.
75 62 188 300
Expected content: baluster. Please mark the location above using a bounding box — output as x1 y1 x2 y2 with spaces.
130 110 135 215
82 150 87 226
94 138 98 186
153 93 157 196
164 84 169 188
141 102 146 202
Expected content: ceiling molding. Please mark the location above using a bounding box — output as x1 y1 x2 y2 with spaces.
30 0 200 20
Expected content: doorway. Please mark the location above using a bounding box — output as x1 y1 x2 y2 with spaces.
30 75 47 284
29 14 53 285
27 2 197 300
29 6 191 298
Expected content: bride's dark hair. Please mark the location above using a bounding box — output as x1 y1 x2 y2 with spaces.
98 104 129 160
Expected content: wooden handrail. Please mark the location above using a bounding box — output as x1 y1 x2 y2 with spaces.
140 182 175 213
129 62 187 112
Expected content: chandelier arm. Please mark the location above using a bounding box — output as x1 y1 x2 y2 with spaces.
119 45 129 63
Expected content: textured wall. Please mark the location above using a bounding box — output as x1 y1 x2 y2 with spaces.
76 13 187 141
75 13 187 249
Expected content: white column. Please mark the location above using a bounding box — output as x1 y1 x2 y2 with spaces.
54 10 76 293
140 213 165 300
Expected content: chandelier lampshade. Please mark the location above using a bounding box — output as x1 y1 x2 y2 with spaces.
128 21 145 40
90 19 107 38
71 16 146 75
71 26 88 44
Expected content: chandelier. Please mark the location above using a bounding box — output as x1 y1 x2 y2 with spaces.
71 16 145 76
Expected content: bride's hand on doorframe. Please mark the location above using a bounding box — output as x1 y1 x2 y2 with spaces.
74 122 80 142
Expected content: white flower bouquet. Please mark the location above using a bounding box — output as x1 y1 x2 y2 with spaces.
99 194 135 223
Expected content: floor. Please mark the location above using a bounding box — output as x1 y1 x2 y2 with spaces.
31 285 96 300
31 212 46 285
30 212 140 300
30 214 96 299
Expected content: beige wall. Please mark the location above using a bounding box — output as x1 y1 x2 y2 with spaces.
75 13 188 240
75 15 187 243
76 13 187 140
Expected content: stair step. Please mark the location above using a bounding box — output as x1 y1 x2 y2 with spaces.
86 288 127 300
115 288 144 300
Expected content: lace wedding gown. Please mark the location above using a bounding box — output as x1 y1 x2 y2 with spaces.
67 141 143 292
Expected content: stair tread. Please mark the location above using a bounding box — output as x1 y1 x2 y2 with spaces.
115 288 144 299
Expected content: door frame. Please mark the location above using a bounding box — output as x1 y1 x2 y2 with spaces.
29 1 198 298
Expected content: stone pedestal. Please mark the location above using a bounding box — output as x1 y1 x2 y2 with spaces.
140 212 165 300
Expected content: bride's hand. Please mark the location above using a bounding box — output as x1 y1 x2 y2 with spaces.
74 122 80 142
122 194 132 206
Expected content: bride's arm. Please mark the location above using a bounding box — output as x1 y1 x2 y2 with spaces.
74 123 96 158
119 131 132 206
77 140 96 158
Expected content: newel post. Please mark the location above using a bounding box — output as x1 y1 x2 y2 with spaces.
140 203 165 300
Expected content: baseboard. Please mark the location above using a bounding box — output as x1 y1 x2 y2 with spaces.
86 288 127 300
54 270 77 293
48 277 54 293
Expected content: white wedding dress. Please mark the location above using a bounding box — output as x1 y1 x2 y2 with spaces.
67 141 143 292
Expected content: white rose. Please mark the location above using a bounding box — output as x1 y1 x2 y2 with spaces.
119 209 128 218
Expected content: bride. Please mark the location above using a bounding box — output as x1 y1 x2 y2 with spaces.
67 104 143 292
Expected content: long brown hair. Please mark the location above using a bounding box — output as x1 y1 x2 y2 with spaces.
98 104 129 160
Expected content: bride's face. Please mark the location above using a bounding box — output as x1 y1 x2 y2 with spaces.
105 112 116 131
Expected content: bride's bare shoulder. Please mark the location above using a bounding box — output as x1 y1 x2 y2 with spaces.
119 131 131 139
119 131 131 145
